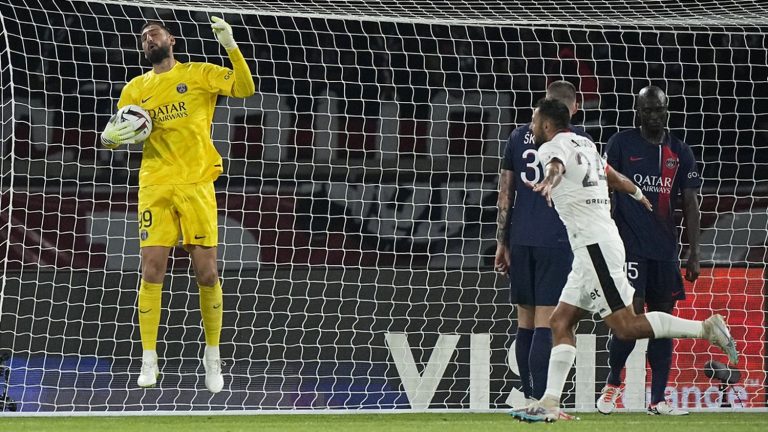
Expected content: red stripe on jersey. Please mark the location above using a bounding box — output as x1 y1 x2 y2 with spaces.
657 145 679 216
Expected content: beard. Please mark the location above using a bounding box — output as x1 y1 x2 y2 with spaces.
146 45 171 65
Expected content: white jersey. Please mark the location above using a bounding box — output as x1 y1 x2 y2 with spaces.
537 131 621 249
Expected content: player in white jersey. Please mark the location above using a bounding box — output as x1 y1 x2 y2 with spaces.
510 98 738 423
536 129 619 251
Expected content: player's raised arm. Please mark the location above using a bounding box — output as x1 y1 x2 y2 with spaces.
529 159 564 208
210 16 256 98
605 163 652 211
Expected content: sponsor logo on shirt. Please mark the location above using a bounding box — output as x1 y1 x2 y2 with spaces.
633 174 672 194
147 101 189 122
585 198 611 205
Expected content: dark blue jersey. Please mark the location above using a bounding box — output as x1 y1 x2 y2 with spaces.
502 124 593 248
605 129 702 261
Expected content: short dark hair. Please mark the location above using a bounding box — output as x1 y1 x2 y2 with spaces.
141 20 173 36
546 80 578 106
536 98 571 130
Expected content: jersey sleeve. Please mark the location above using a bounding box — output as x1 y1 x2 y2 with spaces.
501 129 518 171
678 142 702 190
604 134 622 171
116 80 139 109
201 62 237 96
538 139 569 169
202 48 256 98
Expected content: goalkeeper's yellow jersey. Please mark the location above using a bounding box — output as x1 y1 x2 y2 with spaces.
118 48 255 186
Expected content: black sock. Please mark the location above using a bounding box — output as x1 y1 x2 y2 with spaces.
647 338 672 404
529 327 553 400
607 334 636 387
515 327 534 398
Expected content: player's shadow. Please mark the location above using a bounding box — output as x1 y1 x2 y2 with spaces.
703 360 741 408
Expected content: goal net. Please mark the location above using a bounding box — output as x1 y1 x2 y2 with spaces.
0 0 766 413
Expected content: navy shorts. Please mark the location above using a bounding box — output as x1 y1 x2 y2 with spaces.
625 254 685 303
508 245 573 306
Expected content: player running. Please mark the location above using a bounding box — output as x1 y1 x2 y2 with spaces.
509 98 737 423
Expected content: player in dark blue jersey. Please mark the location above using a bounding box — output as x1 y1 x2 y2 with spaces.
596 86 703 416
495 81 591 409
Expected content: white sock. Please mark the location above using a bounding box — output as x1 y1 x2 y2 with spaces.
542 344 577 401
645 311 703 339
142 349 157 362
204 345 220 359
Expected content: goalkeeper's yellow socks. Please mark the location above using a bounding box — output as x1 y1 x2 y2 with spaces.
138 279 163 351
199 280 223 347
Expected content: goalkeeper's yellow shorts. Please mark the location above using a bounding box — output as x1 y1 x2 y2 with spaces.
137 182 218 248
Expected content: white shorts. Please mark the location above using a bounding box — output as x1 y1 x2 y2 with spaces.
559 241 635 318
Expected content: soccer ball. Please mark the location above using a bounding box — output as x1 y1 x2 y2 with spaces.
112 104 152 143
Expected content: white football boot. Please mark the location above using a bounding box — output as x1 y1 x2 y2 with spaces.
137 350 159 388
702 314 738 364
203 346 224 393
596 384 621 414
648 400 689 416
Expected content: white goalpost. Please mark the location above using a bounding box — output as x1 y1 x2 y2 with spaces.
0 0 766 413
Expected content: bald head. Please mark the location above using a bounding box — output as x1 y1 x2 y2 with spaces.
636 85 669 140
546 80 578 115
637 85 668 106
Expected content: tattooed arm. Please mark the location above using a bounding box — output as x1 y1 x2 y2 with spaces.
495 169 514 273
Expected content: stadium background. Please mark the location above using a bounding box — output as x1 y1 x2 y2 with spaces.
0 0 766 412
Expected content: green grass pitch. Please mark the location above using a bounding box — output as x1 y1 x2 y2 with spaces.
1 412 767 432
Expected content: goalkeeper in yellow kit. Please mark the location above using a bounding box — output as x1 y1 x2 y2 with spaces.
101 17 255 393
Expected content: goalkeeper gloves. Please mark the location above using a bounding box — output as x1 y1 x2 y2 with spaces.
211 16 237 50
101 120 140 149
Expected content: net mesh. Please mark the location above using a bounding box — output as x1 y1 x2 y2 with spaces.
0 0 766 412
